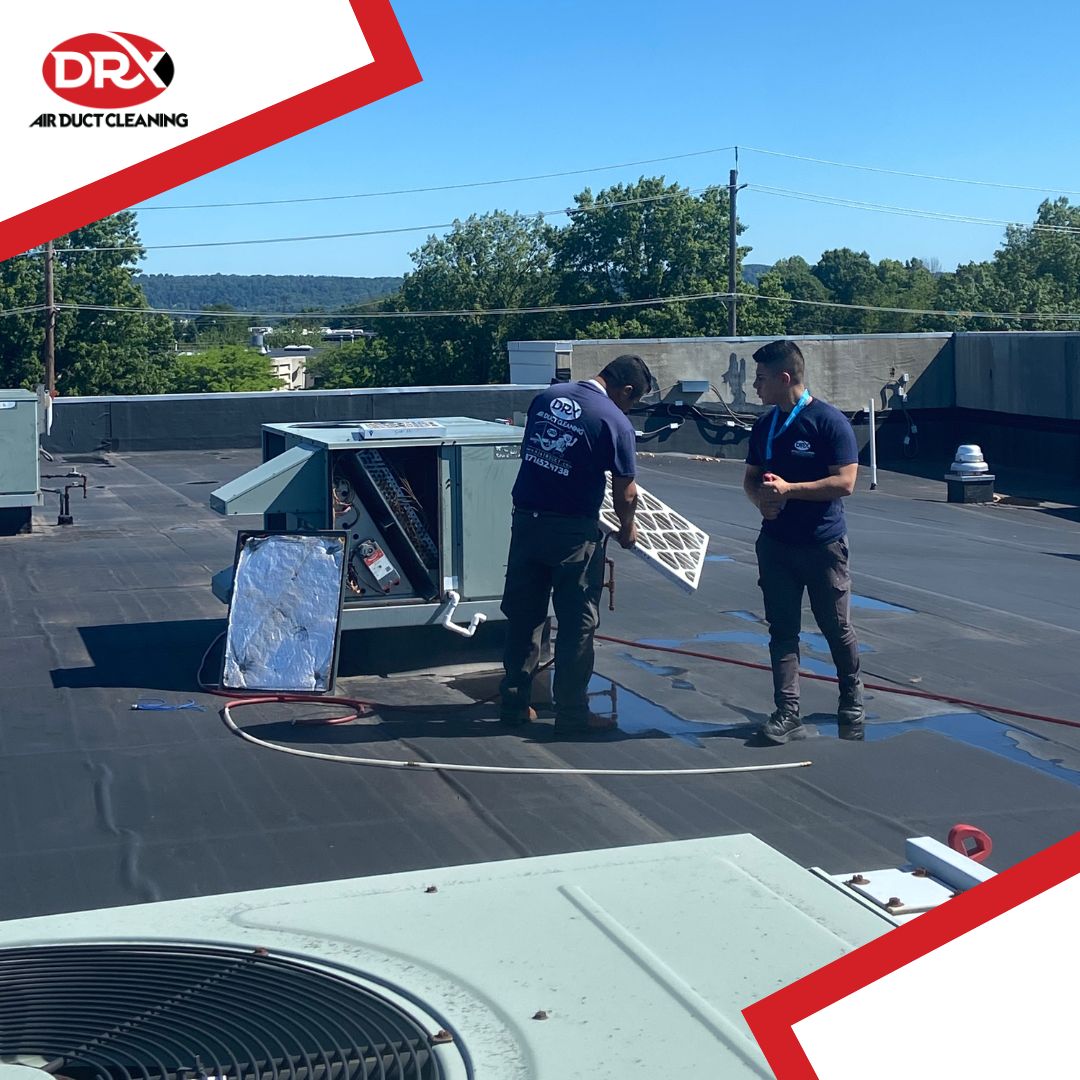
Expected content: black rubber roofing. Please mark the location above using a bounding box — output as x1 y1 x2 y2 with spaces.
1 446 1078 920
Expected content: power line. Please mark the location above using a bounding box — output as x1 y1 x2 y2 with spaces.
14 184 722 256
748 184 1080 235
30 180 1078 258
48 291 737 320
132 143 1080 212
13 148 1080 259
131 146 736 210
741 145 1080 196
742 292 1080 322
4 292 1077 323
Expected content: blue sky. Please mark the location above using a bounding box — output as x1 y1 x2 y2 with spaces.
132 0 1080 280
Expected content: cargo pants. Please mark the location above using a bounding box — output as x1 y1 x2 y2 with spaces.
499 508 606 723
755 531 861 714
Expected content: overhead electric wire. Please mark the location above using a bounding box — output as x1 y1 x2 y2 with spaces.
130 146 735 210
47 292 736 320
25 184 719 256
741 145 1080 196
749 184 1080 235
18 151 1080 258
741 293 1080 322
134 143 1080 211
26 290 1080 324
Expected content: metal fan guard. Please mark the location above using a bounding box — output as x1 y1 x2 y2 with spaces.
0 943 458 1080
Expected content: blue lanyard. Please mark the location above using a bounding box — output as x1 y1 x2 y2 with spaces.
765 389 811 463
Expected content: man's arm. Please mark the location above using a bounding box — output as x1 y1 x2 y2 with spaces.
762 463 858 501
611 475 639 548
743 464 766 509
744 464 785 520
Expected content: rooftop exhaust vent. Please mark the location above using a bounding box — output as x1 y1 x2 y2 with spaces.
0 944 450 1080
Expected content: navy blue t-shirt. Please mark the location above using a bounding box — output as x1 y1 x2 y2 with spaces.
512 380 636 517
746 397 858 545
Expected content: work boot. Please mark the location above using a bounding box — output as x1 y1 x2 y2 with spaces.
553 711 618 737
499 699 538 727
761 707 805 745
837 681 865 741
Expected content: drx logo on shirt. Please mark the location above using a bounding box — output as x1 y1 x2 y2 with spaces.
534 426 578 454
792 439 815 457
548 396 582 422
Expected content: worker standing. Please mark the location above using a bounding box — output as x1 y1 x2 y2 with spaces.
499 354 653 735
742 340 864 743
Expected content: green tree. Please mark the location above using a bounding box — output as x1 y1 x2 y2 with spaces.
554 177 745 338
735 277 792 338
192 303 249 346
270 311 326 347
871 258 939 333
306 338 385 389
376 211 559 385
979 198 1080 329
811 249 881 333
0 254 44 388
169 345 278 393
759 256 832 335
0 213 176 394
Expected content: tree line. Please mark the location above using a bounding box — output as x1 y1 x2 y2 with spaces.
309 179 1080 389
2 180 1079 394
0 214 281 395
136 273 402 313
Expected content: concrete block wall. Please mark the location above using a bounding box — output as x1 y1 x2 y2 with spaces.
44 385 542 454
954 333 1080 420
562 334 955 414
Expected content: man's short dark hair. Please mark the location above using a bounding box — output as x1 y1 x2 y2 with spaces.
601 354 654 399
752 340 805 384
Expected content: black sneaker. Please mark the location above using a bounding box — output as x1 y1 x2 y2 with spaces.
761 709 805 745
838 682 865 740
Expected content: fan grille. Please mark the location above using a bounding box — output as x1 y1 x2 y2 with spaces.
0 944 448 1080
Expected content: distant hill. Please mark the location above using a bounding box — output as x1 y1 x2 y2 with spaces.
136 274 404 314
741 263 772 286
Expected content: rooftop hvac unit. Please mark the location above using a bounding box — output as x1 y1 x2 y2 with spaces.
0 836 897 1080
209 418 524 633
0 389 43 535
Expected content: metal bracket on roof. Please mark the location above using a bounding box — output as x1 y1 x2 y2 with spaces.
812 836 997 925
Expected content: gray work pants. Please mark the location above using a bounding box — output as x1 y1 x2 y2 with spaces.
755 531 861 713
500 509 606 721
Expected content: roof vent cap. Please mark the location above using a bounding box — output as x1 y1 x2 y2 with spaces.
950 444 989 474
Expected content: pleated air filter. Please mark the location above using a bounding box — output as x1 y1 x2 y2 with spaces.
600 480 709 592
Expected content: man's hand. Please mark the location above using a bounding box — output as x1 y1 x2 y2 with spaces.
759 472 788 520
762 472 792 497
616 521 638 549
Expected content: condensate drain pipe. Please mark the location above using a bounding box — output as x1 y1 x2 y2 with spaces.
438 590 487 638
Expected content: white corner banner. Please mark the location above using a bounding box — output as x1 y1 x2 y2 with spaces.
0 1 420 260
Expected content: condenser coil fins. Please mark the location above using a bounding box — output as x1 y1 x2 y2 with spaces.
338 450 438 599
353 449 439 568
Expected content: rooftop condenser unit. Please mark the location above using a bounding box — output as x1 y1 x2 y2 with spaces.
0 389 43 536
209 417 525 634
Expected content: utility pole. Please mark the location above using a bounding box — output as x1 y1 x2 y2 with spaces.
727 163 747 337
43 240 56 395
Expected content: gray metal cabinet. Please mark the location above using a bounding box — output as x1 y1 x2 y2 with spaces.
0 390 41 507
